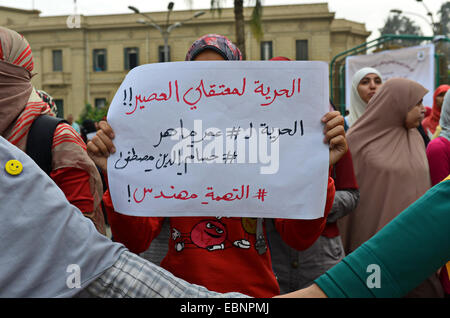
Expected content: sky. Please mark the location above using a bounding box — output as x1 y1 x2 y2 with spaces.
0 0 447 41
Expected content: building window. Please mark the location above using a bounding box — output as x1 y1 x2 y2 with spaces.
95 98 107 109
296 40 308 60
158 45 171 62
54 99 64 118
124 47 139 70
93 49 107 72
260 41 273 60
52 50 63 72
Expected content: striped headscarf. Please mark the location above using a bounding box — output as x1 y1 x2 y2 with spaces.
185 34 242 61
0 26 34 71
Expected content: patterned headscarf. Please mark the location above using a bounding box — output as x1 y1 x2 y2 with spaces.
185 34 242 61
36 89 58 115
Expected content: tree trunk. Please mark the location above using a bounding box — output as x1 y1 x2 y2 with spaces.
234 0 246 60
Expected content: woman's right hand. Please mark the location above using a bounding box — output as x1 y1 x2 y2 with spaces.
87 121 116 173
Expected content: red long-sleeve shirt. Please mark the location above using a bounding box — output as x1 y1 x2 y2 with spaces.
103 176 335 297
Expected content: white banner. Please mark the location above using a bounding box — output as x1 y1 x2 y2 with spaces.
345 44 435 108
107 61 329 219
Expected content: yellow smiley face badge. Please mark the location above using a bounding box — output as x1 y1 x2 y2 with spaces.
5 159 23 176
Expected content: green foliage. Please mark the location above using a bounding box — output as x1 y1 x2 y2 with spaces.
437 2 450 65
209 0 264 41
209 0 227 16
76 103 109 124
379 14 423 47
250 0 263 42
438 1 450 35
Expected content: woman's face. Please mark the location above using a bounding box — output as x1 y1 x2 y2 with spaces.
357 73 382 104
193 50 226 61
405 99 426 129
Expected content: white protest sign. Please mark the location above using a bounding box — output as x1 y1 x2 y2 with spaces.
107 61 329 219
345 44 435 108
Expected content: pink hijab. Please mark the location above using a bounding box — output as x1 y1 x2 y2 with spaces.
338 78 431 253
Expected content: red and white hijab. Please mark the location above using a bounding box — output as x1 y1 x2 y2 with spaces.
0 26 105 234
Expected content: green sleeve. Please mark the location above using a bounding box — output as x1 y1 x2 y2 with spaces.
315 179 450 298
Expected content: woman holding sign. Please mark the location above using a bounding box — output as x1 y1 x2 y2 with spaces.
87 34 348 297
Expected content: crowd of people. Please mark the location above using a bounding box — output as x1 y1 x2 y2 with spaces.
1 26 449 298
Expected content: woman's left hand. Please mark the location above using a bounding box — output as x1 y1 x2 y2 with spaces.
322 111 348 166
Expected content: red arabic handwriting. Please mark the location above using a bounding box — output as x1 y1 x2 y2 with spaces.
254 78 301 107
182 78 247 110
123 77 302 115
127 184 268 204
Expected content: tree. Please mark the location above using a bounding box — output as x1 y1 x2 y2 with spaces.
184 0 262 59
379 14 423 47
437 1 450 84
203 0 263 60
77 103 109 125
437 1 450 36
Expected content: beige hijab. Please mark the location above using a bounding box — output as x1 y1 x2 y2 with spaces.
338 78 431 254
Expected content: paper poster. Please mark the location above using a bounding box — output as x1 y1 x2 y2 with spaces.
346 44 435 108
107 61 329 219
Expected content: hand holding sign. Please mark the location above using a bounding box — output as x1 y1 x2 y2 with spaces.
87 121 115 173
96 61 339 219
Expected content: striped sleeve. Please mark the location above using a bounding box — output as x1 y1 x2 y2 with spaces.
52 123 87 150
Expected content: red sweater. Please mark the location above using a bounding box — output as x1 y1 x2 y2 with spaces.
104 176 335 297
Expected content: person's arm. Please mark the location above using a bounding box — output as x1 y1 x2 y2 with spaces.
82 250 250 298
326 189 359 223
50 167 94 215
273 111 347 250
273 176 335 250
103 189 165 254
278 177 450 298
327 149 359 223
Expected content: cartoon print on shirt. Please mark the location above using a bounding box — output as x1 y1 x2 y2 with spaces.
172 217 262 253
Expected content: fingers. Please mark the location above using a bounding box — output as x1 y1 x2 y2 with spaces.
322 111 347 165
321 111 342 125
89 129 116 157
98 120 115 139
329 134 347 151
323 110 344 129
323 122 345 144
329 135 348 166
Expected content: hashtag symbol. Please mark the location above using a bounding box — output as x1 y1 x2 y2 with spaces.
222 151 237 163
227 126 241 140
253 188 268 202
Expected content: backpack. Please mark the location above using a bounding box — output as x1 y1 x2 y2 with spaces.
26 115 68 175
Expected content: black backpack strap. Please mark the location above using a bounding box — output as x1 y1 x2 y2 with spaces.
26 115 68 175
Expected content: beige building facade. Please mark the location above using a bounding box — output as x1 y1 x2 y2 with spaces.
0 3 370 119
